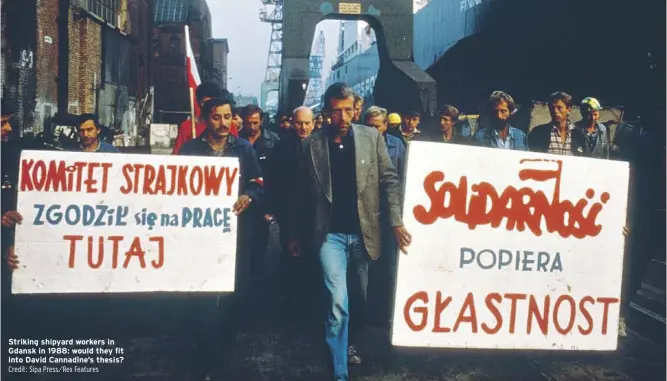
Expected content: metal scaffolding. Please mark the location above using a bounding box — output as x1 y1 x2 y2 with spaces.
259 0 282 113
304 30 325 107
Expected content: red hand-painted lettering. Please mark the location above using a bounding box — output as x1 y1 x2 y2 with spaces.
413 159 610 238
64 235 164 269
403 291 619 336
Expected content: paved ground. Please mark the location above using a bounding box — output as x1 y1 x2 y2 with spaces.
7 146 666 380
8 225 665 381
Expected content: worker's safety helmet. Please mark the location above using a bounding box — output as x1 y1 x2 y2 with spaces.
387 113 401 124
580 97 602 115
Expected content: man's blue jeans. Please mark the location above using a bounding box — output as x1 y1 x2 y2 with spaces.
319 233 369 381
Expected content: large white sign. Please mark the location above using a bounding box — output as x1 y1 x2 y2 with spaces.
12 150 239 294
391 142 629 351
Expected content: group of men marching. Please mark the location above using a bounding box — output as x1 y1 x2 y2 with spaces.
1 80 661 381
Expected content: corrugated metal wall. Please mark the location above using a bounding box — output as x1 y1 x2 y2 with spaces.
413 0 488 70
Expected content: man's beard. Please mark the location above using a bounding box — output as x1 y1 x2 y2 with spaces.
491 119 507 130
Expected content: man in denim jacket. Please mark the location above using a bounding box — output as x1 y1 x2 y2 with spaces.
474 91 528 151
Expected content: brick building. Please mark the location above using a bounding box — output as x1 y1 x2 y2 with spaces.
69 0 153 140
1 0 152 141
203 38 229 90
152 0 215 124
67 1 103 116
35 0 60 132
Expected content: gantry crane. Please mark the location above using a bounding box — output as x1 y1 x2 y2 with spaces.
304 30 325 107
259 0 283 114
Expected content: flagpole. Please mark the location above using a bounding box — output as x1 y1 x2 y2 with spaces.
190 88 196 138
185 25 200 139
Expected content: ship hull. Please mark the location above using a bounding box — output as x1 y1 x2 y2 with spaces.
416 0 664 118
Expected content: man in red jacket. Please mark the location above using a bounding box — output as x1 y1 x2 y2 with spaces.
172 82 238 154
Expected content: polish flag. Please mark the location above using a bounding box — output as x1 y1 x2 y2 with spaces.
185 25 201 117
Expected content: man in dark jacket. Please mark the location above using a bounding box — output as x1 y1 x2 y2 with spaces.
172 82 238 154
240 104 280 279
290 82 411 381
277 113 293 140
1 99 23 381
2 98 22 276
528 92 577 155
363 105 406 329
179 96 263 381
437 104 473 144
273 106 315 316
180 98 264 289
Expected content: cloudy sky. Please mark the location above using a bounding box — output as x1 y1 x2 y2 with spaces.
207 0 339 99
207 0 422 98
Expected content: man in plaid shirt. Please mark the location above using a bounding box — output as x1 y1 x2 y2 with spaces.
528 92 577 154
529 93 631 338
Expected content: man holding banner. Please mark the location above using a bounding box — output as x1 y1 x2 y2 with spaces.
1 99 24 381
172 82 238 155
179 95 264 381
180 94 264 290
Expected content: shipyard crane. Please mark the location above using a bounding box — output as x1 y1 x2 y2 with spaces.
259 0 283 114
304 31 325 108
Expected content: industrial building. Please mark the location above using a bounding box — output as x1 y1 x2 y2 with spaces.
324 20 379 106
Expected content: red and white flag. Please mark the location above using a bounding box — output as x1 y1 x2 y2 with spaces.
185 25 201 117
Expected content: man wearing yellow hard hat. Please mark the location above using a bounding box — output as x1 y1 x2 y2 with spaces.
387 113 401 129
573 97 610 159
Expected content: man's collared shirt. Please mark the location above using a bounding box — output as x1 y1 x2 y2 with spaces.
387 126 421 146
475 125 528 151
583 123 600 153
547 123 575 156
571 121 610 158
78 140 118 153
178 133 264 202
401 128 421 142
492 128 514 150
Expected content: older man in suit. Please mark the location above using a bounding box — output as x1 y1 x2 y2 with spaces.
290 82 412 381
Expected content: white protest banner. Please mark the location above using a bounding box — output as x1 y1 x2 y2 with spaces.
391 142 629 351
12 150 239 294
